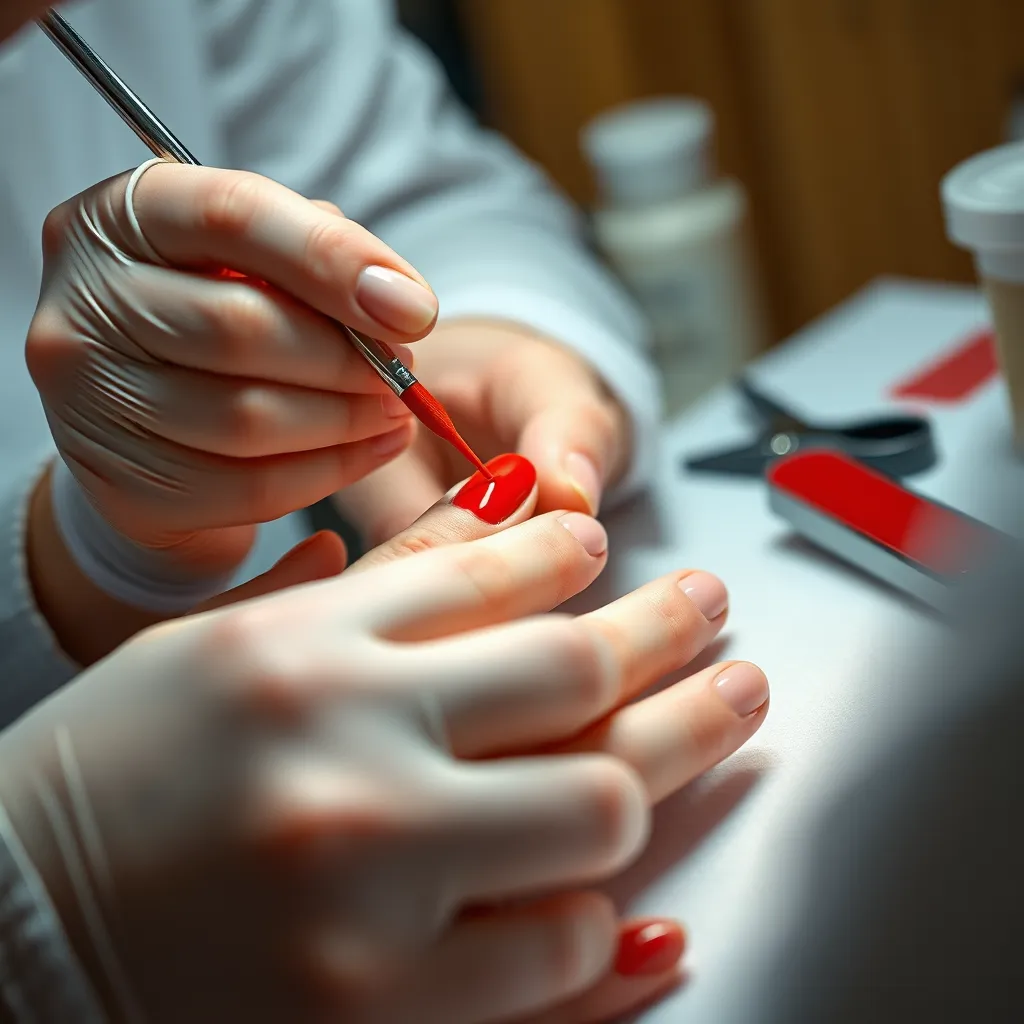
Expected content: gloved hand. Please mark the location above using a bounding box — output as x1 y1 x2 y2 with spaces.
26 161 438 606
0 471 769 1024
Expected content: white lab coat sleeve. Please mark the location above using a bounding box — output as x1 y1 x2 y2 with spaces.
199 0 660 500
0 455 79 730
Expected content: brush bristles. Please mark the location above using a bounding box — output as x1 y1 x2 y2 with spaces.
402 382 492 479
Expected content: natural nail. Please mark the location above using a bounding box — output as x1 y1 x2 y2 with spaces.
565 451 602 515
558 512 608 557
452 453 537 525
614 920 686 977
679 571 728 621
714 662 769 718
356 266 438 334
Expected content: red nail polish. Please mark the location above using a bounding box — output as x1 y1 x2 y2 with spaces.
614 920 686 977
452 453 537 524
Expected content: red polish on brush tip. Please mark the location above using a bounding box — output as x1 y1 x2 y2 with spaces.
614 920 687 977
453 453 537 524
401 381 492 480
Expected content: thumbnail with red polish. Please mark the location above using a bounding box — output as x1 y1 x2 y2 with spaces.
615 920 686 977
453 453 537 524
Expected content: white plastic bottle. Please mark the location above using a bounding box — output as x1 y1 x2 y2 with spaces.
581 98 768 416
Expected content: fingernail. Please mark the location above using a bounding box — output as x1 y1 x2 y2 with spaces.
452 453 537 525
565 452 602 515
370 425 413 458
714 663 769 718
679 571 728 621
381 392 412 419
356 266 438 334
558 512 608 557
615 920 686 977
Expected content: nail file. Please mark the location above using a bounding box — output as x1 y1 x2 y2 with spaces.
767 450 1012 609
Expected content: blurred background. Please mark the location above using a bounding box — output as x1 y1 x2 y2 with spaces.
398 0 1024 363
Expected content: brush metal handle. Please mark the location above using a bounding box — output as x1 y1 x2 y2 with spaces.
37 8 419 397
343 328 418 396
38 10 198 165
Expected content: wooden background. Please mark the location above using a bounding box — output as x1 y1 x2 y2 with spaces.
451 0 1024 345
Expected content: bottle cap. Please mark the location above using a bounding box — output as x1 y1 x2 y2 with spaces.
943 143 1024 282
581 97 714 207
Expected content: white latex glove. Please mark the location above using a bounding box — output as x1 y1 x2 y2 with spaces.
27 161 438 604
0 481 769 1024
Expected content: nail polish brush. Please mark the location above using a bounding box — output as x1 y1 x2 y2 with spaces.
37 9 492 480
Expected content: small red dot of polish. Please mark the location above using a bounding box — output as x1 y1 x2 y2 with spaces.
614 920 686 978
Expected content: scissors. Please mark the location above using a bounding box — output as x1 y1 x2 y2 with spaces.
685 377 937 478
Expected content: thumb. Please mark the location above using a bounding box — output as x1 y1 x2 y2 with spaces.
517 401 624 518
193 531 348 612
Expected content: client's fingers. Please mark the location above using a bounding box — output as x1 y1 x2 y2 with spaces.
554 661 770 805
350 509 608 642
350 893 620 1024
347 453 539 576
578 569 729 706
399 569 729 758
521 919 686 1024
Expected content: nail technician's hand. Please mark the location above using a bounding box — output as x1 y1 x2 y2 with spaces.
0 507 687 1024
335 320 628 544
26 163 437 580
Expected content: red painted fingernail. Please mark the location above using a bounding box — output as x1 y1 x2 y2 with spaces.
452 453 537 525
614 920 686 977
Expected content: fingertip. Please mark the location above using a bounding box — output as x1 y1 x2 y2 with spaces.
713 662 770 720
274 529 348 582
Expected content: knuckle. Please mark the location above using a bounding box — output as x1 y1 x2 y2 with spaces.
376 529 442 564
24 312 73 387
578 758 648 867
207 285 275 354
198 608 304 707
554 620 618 717
222 386 280 453
451 545 516 609
198 171 266 239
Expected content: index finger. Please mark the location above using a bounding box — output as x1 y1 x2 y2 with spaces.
347 452 539 576
126 163 438 344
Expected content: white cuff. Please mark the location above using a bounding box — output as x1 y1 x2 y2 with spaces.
49 461 236 615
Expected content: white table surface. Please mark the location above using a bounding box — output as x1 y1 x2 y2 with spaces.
578 277 1024 1022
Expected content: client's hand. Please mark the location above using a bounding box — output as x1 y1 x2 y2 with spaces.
0 456 767 1024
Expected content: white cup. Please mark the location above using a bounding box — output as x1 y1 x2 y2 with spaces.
943 143 1024 452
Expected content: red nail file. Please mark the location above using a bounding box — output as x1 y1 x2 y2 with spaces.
767 451 1011 609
